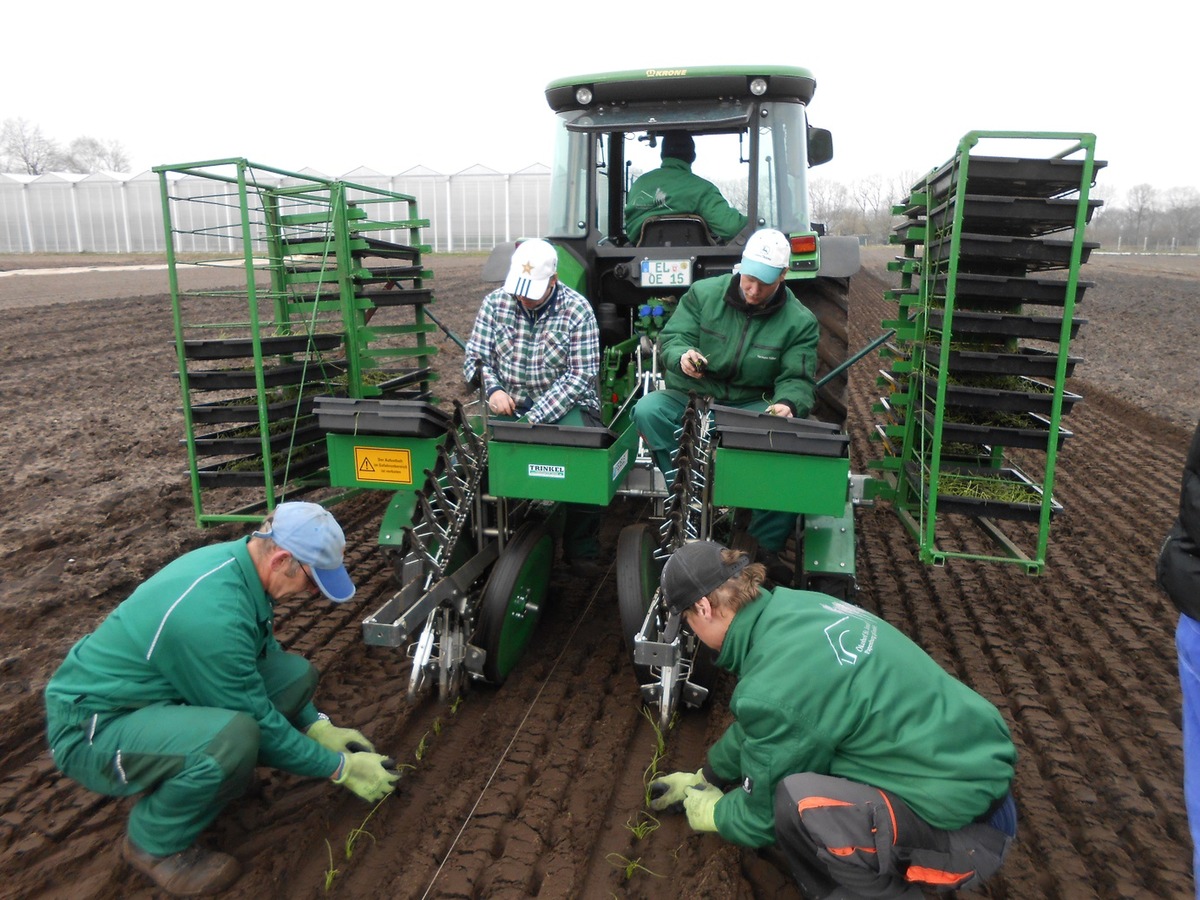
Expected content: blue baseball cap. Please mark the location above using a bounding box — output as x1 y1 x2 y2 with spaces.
255 502 355 602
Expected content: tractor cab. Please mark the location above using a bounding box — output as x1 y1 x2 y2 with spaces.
538 66 854 347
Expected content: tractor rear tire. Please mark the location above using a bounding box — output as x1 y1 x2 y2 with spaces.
794 275 850 427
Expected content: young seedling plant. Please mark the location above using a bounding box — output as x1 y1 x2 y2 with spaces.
624 810 661 842
606 852 662 882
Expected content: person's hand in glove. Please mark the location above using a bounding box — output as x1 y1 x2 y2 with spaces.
683 782 723 832
332 751 400 802
647 768 707 812
307 716 376 754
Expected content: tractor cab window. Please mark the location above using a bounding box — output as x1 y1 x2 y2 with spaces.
548 100 812 241
547 120 590 238
621 131 748 244
754 102 811 234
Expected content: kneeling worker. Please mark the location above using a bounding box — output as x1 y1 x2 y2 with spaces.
44 502 399 896
648 541 1018 898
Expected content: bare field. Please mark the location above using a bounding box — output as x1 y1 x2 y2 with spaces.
0 249 1196 898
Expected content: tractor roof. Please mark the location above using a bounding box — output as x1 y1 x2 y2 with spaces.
545 65 817 114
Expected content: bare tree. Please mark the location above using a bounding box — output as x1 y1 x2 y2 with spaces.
1160 187 1200 250
1125 183 1157 245
65 136 130 174
1 117 64 174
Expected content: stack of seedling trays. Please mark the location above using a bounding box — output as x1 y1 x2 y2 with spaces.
880 140 1104 533
179 333 345 487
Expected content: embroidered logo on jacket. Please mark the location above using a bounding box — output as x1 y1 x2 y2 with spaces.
821 600 879 666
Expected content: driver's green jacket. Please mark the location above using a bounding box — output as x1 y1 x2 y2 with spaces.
43 537 339 779
659 273 818 418
624 158 748 243
705 587 1016 848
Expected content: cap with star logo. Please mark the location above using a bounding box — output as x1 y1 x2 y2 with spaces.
503 238 559 300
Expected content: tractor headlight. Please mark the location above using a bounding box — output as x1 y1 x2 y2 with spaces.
749 77 768 96
575 86 594 105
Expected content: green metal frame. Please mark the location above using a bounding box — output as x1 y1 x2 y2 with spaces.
871 132 1099 573
154 158 437 527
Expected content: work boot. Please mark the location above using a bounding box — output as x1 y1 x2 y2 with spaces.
121 835 241 896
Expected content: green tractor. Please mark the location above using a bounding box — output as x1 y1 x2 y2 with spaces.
487 65 859 425
158 67 1101 731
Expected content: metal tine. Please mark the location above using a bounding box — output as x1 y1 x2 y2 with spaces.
414 491 451 545
406 514 445 578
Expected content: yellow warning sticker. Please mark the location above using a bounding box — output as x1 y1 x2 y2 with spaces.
353 446 413 484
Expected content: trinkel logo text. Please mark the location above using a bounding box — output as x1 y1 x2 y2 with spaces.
529 464 566 479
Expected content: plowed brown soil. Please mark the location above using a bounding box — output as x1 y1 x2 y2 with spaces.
1 248 1198 899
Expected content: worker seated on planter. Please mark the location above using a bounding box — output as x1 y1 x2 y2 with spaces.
43 502 398 897
624 132 748 245
647 541 1018 899
631 228 817 578
463 238 605 572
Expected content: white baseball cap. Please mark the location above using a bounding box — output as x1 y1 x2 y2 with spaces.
739 229 791 283
503 238 559 300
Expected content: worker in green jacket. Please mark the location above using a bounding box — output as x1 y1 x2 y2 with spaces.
631 228 819 565
648 541 1018 898
624 132 748 244
44 502 398 897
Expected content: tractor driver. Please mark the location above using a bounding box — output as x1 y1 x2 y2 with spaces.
43 502 399 897
624 132 748 244
463 238 605 569
646 540 1019 899
630 228 818 577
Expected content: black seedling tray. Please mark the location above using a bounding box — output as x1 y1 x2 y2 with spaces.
315 397 451 438
922 410 1072 451
931 272 1092 308
182 333 342 360
191 420 323 456
711 405 848 457
181 360 346 392
928 233 1098 272
188 394 322 425
919 374 1082 417
489 420 616 448
928 194 1101 237
718 427 849 457
197 447 328 487
924 155 1107 201
710 405 843 434
925 310 1084 342
905 461 1062 523
358 286 434 308
918 344 1081 379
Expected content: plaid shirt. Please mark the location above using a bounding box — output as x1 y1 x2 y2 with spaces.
462 282 600 425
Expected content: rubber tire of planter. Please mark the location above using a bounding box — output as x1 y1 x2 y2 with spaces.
476 521 555 685
617 523 663 681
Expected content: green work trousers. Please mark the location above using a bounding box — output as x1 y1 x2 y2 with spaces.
631 388 798 552
45 651 318 856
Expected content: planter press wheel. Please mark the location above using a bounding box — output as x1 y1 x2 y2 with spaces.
616 523 662 681
476 521 555 685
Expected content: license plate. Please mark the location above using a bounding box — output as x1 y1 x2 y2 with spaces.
640 258 692 288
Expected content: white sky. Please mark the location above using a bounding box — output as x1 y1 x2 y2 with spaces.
5 1 1196 202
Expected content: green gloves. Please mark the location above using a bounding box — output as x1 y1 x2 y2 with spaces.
683 782 722 832
647 769 707 812
332 751 400 802
307 717 376 754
